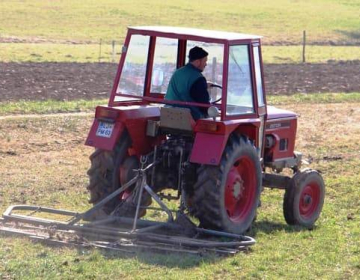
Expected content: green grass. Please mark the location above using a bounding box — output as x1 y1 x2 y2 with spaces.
0 93 359 116
0 0 359 44
1 43 359 63
0 99 107 116
267 92 360 105
0 43 122 63
0 99 359 279
262 46 360 64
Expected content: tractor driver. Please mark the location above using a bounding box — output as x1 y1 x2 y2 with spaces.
165 46 211 120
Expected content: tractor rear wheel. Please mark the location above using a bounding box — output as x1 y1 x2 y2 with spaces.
283 169 325 228
86 131 138 216
192 134 262 234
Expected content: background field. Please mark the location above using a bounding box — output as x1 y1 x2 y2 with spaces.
1 0 360 279
1 0 359 44
0 0 360 63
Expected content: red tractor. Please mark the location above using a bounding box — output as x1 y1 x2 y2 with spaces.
85 26 325 234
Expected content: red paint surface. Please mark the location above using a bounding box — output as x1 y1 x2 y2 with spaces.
190 133 229 165
300 182 321 218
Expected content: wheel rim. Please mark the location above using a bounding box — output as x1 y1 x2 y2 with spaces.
118 156 138 201
299 182 320 219
224 155 256 223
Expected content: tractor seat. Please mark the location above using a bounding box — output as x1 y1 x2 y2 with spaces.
159 107 195 132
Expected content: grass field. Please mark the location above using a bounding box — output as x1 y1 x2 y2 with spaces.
0 95 359 279
1 0 359 278
0 0 359 44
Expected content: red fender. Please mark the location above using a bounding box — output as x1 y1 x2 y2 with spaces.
190 133 230 166
190 119 261 166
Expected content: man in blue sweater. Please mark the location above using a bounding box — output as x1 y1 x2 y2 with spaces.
165 46 210 120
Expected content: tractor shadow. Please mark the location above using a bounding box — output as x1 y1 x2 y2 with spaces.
250 220 316 236
90 245 222 268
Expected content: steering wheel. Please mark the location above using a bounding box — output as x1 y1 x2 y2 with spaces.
209 83 222 104
209 83 222 89
212 97 222 104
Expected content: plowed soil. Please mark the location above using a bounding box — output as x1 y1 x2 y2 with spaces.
1 61 359 102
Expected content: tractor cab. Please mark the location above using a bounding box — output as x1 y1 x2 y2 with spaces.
109 26 265 122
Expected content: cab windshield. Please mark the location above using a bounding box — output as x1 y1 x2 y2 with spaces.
116 35 224 103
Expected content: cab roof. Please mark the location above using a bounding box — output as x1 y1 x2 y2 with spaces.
129 26 262 42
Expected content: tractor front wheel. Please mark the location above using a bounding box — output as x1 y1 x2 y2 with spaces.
283 169 325 228
192 134 262 234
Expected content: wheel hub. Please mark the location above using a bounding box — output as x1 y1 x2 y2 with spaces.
300 184 320 217
224 156 256 223
303 194 312 205
232 178 244 199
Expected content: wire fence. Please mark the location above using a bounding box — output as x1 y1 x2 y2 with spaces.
95 33 360 64
1 32 359 63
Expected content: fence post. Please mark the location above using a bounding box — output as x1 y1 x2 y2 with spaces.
98 39 102 63
302 30 306 63
112 40 116 63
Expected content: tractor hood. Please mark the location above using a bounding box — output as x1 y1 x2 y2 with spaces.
267 106 298 120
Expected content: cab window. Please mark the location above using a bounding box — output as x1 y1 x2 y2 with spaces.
254 46 265 107
117 35 150 96
186 41 224 103
226 45 254 116
150 37 178 94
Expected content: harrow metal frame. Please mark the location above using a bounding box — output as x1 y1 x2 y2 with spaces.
0 162 256 255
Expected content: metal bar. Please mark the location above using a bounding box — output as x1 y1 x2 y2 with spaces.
262 173 290 190
140 206 177 213
3 205 79 218
3 205 80 225
144 185 173 222
131 175 146 231
196 228 256 245
70 175 139 224
196 227 251 240
139 233 253 248
133 223 167 233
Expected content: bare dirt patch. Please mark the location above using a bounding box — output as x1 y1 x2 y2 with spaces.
1 61 359 102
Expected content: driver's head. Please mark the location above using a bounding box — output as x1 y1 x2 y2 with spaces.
189 46 208 72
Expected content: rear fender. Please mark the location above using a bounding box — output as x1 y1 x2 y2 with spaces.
190 122 260 166
190 133 230 166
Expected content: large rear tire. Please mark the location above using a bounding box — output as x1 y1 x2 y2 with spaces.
192 134 262 234
283 169 325 228
86 132 136 214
